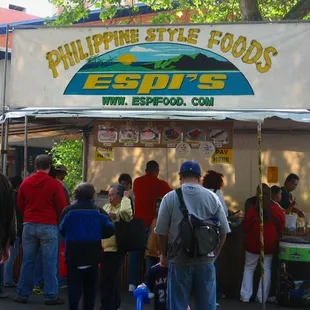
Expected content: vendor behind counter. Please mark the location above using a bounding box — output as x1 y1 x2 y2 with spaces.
280 174 304 218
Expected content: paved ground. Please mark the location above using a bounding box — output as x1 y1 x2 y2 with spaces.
0 288 307 309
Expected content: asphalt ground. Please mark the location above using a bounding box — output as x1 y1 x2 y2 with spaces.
0 287 307 310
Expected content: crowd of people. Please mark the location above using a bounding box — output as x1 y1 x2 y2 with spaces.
0 153 302 310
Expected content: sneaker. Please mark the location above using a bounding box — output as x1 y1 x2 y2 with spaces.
0 292 9 299
128 284 136 292
14 296 28 303
267 296 276 303
59 284 67 289
44 297 65 305
32 287 43 295
240 297 249 303
3 282 17 287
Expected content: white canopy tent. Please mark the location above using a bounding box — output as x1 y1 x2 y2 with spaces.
2 22 310 308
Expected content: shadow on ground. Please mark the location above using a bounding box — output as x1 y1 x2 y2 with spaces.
0 288 307 309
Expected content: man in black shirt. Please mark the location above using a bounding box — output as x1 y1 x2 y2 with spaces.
280 174 303 217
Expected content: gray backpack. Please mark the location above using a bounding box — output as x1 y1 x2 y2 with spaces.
175 188 221 258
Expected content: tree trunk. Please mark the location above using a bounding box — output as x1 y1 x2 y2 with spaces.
283 0 310 20
238 0 262 21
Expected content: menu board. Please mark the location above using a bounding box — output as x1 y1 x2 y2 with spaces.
93 120 233 149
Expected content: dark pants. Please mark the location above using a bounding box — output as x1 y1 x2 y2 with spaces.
145 256 159 280
100 252 124 310
67 264 98 310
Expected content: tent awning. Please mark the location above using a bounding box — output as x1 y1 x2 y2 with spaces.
3 109 310 123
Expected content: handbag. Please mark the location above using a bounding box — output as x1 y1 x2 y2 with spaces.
176 188 221 257
115 217 145 253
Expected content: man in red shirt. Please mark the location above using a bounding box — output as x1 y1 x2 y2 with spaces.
128 160 172 291
15 155 67 305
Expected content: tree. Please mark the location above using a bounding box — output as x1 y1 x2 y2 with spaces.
48 0 310 25
48 139 83 196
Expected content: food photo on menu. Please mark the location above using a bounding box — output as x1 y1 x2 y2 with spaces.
119 125 139 143
209 128 229 145
140 126 161 144
185 127 205 143
97 125 118 143
163 126 183 143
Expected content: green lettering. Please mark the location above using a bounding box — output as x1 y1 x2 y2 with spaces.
117 97 125 105
132 97 140 105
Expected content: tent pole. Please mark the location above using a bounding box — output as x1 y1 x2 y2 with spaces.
82 129 89 182
1 24 10 175
2 120 8 175
257 121 265 310
23 116 28 178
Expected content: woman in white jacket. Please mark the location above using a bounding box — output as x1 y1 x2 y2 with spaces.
100 184 133 310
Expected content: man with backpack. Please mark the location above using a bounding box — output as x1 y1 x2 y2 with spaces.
155 161 230 310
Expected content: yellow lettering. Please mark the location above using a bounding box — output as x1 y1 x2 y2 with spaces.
46 50 61 78
76 40 88 60
103 32 113 50
220 33 234 53
198 74 227 90
57 45 75 70
256 46 278 73
208 30 222 49
168 74 185 89
187 28 200 44
231 36 247 58
167 28 178 42
177 28 187 42
138 74 169 94
113 74 140 89
145 28 156 42
242 40 263 65
70 42 79 63
157 28 166 41
92 34 103 53
119 30 131 45
83 74 114 89
113 31 120 47
86 36 94 56
130 29 139 43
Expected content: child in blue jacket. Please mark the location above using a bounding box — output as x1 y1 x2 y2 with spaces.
59 183 115 310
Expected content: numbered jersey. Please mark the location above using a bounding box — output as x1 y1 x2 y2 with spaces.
146 263 168 310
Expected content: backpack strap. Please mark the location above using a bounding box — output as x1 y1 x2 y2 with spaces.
175 188 189 218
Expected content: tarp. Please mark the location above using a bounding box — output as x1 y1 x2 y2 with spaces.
7 23 310 111
4 108 310 123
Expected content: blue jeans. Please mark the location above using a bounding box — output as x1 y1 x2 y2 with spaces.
17 223 59 300
168 262 216 310
0 264 4 294
33 232 66 287
0 263 3 285
34 248 44 287
3 237 21 285
128 227 150 286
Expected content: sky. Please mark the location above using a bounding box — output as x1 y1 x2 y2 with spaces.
96 43 227 63
0 0 56 17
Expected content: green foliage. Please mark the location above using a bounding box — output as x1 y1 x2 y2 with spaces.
48 139 83 195
48 0 310 25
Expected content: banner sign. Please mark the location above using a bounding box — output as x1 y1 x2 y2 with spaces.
211 148 233 164
8 23 310 110
93 120 233 149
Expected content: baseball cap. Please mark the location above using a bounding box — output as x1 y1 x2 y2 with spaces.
179 161 201 176
55 165 67 174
